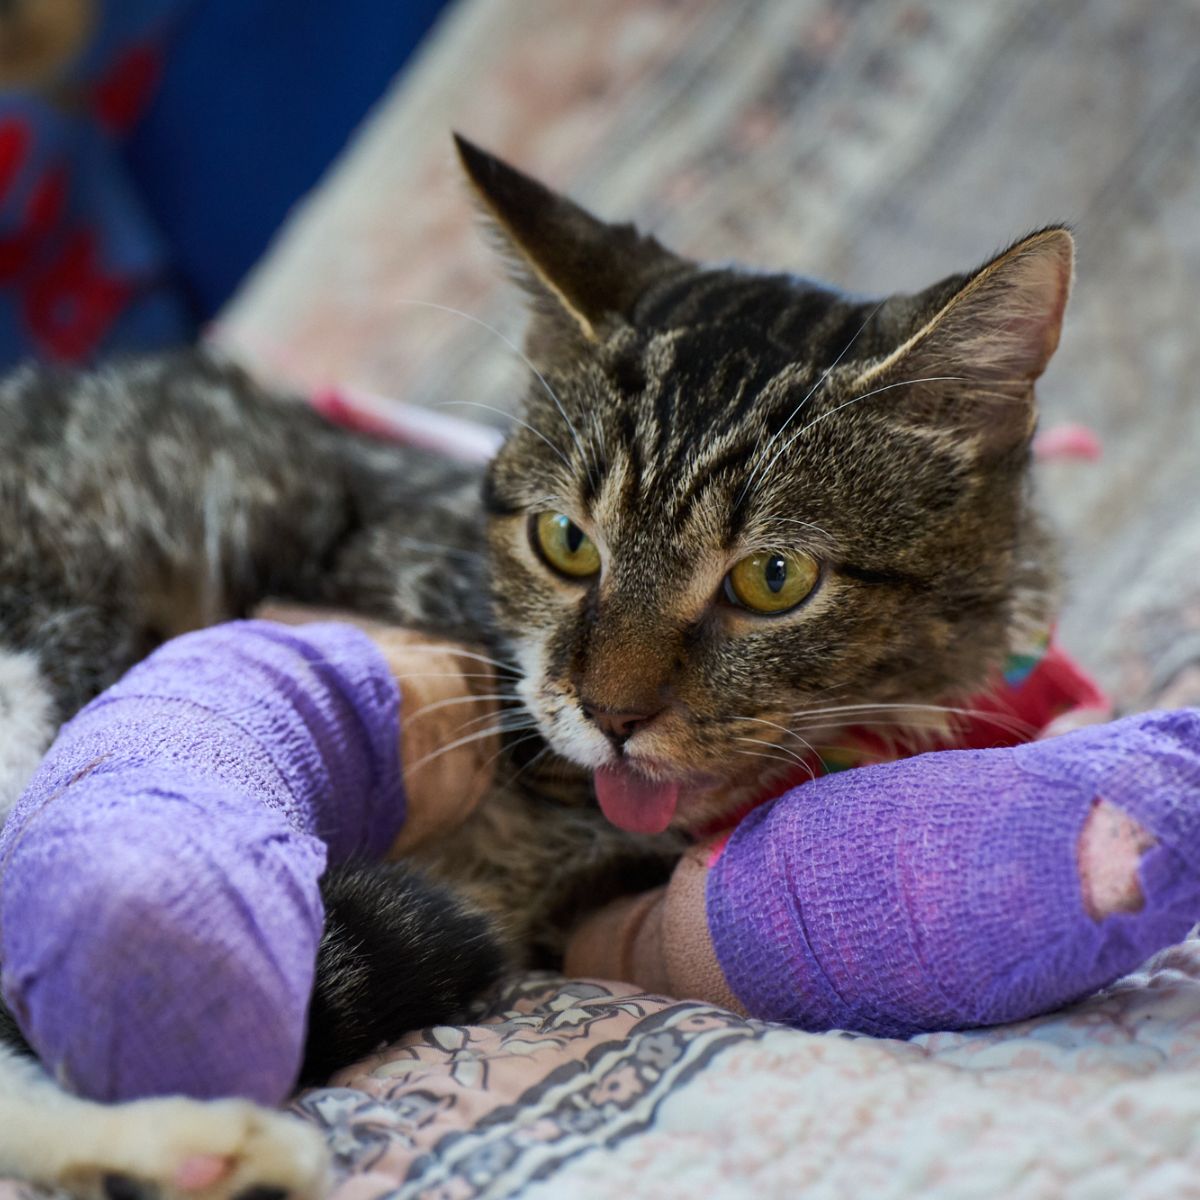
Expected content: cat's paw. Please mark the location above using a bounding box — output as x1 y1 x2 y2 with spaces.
56 1097 328 1200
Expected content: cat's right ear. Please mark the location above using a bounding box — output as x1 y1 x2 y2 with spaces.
454 134 684 341
855 227 1074 457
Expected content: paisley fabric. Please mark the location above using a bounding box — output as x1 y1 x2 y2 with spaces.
292 953 1200 1200
6 0 1200 1195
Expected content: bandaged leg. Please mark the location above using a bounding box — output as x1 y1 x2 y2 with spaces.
568 709 1200 1036
0 620 405 1103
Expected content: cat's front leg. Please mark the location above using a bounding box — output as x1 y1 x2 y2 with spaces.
0 1045 327 1200
566 711 1200 1037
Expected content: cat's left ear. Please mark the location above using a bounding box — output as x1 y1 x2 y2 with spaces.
454 134 685 340
857 227 1074 455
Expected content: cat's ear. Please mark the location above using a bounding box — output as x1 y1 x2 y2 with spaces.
454 134 684 340
856 228 1074 454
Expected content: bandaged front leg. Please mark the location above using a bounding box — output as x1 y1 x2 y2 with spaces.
0 620 407 1104
569 709 1200 1036
255 602 500 851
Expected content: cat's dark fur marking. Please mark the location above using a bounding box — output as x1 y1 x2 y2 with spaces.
0 352 489 727
0 993 31 1060
299 862 505 1085
0 137 1072 1180
461 137 1067 837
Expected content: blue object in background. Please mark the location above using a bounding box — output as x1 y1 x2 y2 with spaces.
0 0 193 365
0 0 449 366
124 0 452 321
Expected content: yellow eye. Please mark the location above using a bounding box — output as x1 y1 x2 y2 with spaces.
725 550 820 614
532 512 601 579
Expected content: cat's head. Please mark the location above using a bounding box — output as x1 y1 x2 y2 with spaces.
459 136 1071 835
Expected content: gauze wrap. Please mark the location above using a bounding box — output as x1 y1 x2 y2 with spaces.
0 620 405 1103
708 708 1200 1036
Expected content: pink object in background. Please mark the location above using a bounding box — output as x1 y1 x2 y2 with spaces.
1033 422 1103 462
311 385 503 464
207 325 505 466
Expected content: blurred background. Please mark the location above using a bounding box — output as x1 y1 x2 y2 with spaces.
1 0 1198 705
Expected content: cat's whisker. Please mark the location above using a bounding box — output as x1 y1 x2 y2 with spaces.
406 720 535 776
737 302 884 506
458 710 540 739
790 701 955 716
787 700 1036 740
437 400 574 476
726 707 981 768
766 515 833 540
733 734 806 763
383 642 522 678
442 706 536 738
728 712 819 746
391 671 508 682
733 736 814 782
730 716 822 766
754 375 969 493
792 710 940 729
399 297 600 493
785 721 951 755
741 745 898 772
501 740 551 786
788 711 962 728
478 735 541 783
734 747 809 772
403 693 523 722
792 698 1032 724
394 298 591 479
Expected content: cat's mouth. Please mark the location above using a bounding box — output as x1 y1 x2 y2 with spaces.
593 762 681 834
525 673 788 833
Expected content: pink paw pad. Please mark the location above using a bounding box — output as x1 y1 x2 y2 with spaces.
172 1155 235 1192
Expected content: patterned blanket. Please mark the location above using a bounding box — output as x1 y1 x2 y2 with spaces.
6 0 1200 1196
301 953 1200 1199
219 0 1200 1190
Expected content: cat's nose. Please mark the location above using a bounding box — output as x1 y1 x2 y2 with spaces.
580 700 661 746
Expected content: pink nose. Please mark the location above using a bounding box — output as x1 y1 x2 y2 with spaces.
580 700 661 745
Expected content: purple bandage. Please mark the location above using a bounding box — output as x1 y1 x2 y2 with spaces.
0 620 405 1103
707 708 1200 1036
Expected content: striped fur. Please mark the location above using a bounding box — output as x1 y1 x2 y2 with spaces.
463 139 1069 832
0 138 1072 1195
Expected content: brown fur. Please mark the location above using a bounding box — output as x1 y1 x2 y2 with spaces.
0 136 1073 1041
0 138 1080 1198
455 136 1068 844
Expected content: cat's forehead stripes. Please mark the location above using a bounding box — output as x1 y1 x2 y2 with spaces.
572 332 852 553
515 283 891 535
464 138 1070 820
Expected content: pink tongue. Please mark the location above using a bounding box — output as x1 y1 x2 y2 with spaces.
594 765 680 834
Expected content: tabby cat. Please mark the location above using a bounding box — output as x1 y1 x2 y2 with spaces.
0 135 1072 1198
